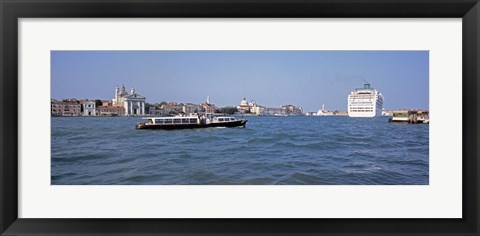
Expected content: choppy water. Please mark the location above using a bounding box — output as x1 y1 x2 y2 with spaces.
51 116 428 185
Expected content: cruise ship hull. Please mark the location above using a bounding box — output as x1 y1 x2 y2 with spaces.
348 113 379 118
347 107 382 117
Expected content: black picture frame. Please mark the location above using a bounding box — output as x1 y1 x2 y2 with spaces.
1 0 479 235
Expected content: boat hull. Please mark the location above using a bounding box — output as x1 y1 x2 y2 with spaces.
136 120 247 130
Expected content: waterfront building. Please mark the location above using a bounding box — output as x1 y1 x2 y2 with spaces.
51 99 82 116
98 106 125 116
102 101 113 107
296 106 303 115
347 83 384 117
149 106 165 116
164 102 184 115
183 103 203 114
83 100 96 116
235 97 304 116
197 96 216 114
263 107 287 116
63 99 82 116
51 99 64 116
281 105 303 115
238 98 264 114
237 97 251 113
315 104 328 116
148 102 203 116
313 104 348 116
250 105 265 115
149 107 160 116
112 84 146 116
203 100 216 114
334 111 348 116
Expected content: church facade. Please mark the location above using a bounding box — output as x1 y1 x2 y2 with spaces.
112 85 146 116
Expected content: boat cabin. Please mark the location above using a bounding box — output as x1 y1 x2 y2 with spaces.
144 116 200 125
212 116 237 123
391 111 409 122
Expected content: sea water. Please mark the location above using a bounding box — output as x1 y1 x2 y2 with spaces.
51 116 428 185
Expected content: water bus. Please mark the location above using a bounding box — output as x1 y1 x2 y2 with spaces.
389 110 429 124
135 113 247 130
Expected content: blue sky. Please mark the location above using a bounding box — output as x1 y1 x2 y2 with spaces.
51 51 429 112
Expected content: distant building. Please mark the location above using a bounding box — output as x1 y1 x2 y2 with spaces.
112 84 146 116
183 103 203 114
281 105 303 115
237 97 251 113
236 97 303 116
203 97 216 113
333 111 348 116
102 101 113 107
313 104 348 116
163 102 184 115
98 106 125 116
83 100 96 116
237 97 264 114
250 105 265 115
263 107 286 116
51 99 82 116
148 101 202 116
51 99 64 116
149 106 164 116
203 104 216 113
315 104 328 116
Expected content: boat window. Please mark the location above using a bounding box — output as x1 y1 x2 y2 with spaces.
190 118 197 124
174 119 181 124
181 118 189 123
164 119 173 124
155 119 162 123
230 118 235 121
218 118 224 122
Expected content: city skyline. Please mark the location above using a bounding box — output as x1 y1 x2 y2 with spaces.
51 50 429 112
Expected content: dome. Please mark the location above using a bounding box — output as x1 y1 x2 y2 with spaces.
240 97 248 106
120 91 129 97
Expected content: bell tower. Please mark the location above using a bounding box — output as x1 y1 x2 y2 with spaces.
114 85 119 104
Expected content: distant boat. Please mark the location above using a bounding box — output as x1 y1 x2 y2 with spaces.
389 110 409 123
347 83 384 118
135 114 247 130
389 110 429 124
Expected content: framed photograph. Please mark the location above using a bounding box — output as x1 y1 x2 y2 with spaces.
1 0 479 235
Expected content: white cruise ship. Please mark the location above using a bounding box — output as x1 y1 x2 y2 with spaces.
347 84 384 117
